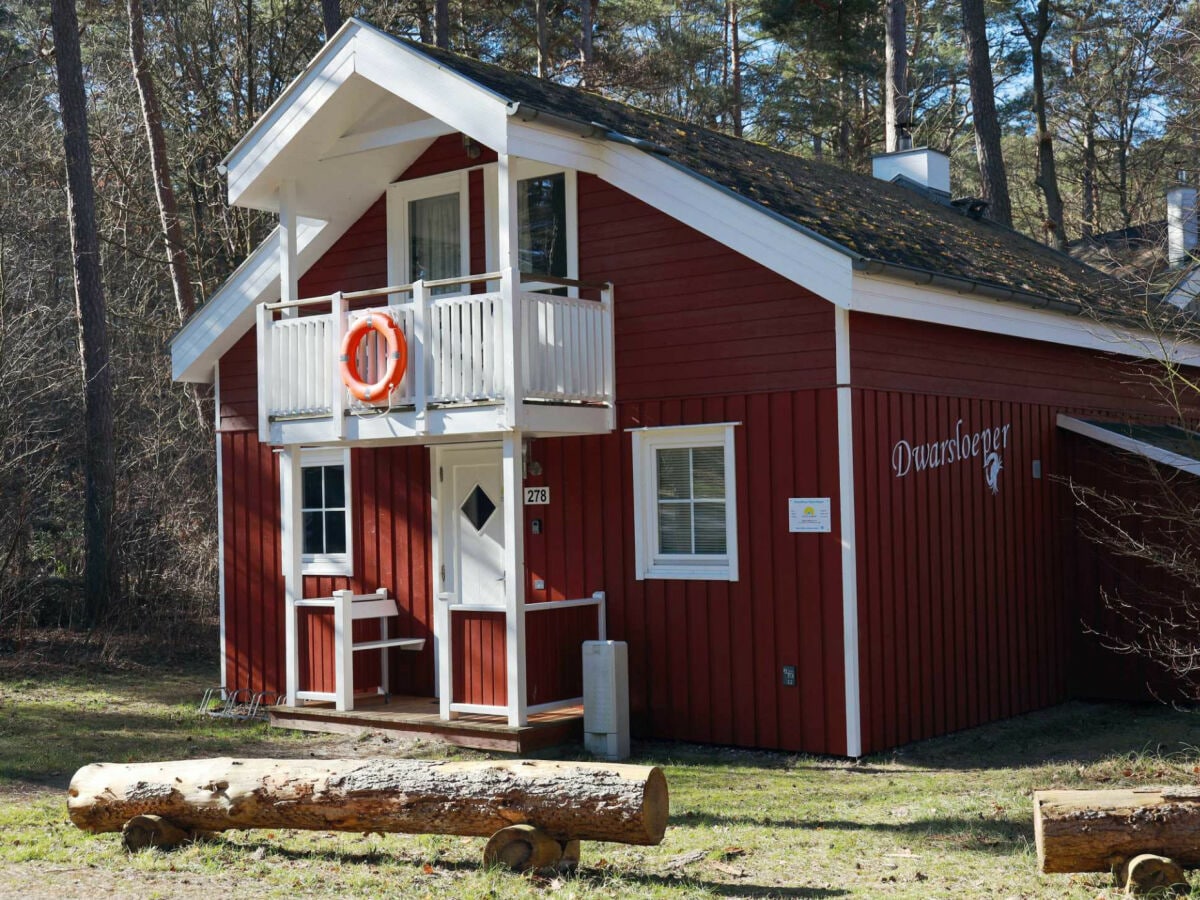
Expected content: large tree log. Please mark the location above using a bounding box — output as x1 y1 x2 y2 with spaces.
1034 787 1200 873
69 757 668 846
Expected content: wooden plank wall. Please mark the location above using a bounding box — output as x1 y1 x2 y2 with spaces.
849 311 1184 753
1062 432 1200 704
216 151 848 751
522 392 848 753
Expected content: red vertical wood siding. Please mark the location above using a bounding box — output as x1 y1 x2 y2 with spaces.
525 605 601 705
521 391 846 754
1062 434 1199 703
452 611 507 706
849 311 1187 753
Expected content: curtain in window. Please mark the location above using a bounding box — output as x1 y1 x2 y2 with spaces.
410 192 461 292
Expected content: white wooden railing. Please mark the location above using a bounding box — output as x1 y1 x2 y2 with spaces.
257 268 614 438
289 588 425 711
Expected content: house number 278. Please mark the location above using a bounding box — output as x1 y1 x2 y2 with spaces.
523 486 550 505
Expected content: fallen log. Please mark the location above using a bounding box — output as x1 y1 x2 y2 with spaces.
68 757 668 849
1034 787 1200 873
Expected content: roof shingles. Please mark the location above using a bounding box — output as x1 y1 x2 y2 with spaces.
409 38 1137 318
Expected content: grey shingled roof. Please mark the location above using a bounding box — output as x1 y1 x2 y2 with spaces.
407 38 1144 321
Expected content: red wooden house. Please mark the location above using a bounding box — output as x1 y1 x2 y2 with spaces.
171 20 1200 757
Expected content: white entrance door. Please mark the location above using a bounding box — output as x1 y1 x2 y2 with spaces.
440 447 505 607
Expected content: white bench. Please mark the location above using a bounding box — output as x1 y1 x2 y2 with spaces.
293 588 425 711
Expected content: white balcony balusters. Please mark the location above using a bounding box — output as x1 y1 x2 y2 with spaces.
257 268 614 436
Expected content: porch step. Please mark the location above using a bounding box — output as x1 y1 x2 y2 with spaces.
268 694 582 754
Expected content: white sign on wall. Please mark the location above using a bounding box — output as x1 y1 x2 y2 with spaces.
523 486 550 505
789 498 831 533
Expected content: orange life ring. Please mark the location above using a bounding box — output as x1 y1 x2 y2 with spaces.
339 312 407 402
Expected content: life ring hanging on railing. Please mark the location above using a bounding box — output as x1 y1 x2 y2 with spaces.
339 312 407 403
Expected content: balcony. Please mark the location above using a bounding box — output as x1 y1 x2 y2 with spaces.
255 268 615 445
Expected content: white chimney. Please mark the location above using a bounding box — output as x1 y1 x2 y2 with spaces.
872 147 951 197
1167 172 1198 268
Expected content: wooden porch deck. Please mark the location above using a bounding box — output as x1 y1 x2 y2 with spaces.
269 694 583 754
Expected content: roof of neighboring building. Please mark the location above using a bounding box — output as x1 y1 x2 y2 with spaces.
409 39 1145 322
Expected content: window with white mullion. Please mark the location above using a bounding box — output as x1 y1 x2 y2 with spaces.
633 425 739 581
296 447 352 576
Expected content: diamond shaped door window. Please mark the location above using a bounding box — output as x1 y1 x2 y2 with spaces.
460 484 497 533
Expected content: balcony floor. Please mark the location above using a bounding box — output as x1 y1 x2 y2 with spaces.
269 400 613 446
269 693 583 754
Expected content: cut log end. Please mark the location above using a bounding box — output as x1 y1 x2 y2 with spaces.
121 815 190 852
1121 854 1188 896
483 824 563 872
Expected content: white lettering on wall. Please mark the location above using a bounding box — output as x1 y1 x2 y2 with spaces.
891 419 1011 494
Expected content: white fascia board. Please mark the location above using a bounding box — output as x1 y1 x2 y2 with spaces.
506 120 854 306
350 27 510 154
225 43 359 206
851 272 1200 365
1057 414 1200 477
171 217 330 383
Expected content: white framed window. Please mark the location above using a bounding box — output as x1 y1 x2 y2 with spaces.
299 448 353 576
386 171 471 295
631 423 739 581
484 162 579 289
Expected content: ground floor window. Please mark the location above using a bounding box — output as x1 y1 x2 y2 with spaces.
631 423 739 581
299 448 352 576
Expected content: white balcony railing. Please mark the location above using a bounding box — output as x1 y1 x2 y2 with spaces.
256 268 614 440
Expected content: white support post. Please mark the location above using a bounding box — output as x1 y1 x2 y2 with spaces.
835 306 863 759
601 282 616 429
496 154 520 271
256 302 271 443
497 154 523 431
280 447 304 706
433 449 456 721
279 179 298 319
330 291 346 439
593 591 607 642
378 586 390 699
413 279 429 431
333 589 355 712
500 267 523 429
502 432 528 727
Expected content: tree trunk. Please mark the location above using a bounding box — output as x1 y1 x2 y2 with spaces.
321 0 342 41
728 1 743 138
1034 787 1200 873
884 0 909 152
961 0 1012 227
536 0 549 78
1081 111 1098 239
69 757 669 846
51 0 117 627
1019 0 1067 251
435 0 449 49
580 0 594 84
128 0 196 326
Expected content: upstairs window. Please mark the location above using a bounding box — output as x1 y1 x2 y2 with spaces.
631 424 739 581
518 172 567 278
300 448 352 576
387 171 470 297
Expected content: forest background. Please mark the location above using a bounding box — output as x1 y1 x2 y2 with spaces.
1 0 1198 643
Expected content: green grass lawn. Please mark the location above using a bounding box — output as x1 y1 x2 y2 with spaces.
2 655 1199 898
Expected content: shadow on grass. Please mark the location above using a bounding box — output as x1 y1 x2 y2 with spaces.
671 810 1029 854
204 839 849 898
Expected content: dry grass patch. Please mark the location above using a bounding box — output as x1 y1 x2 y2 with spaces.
1 656 1199 898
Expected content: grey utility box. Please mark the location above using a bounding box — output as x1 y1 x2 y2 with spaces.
582 640 631 760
